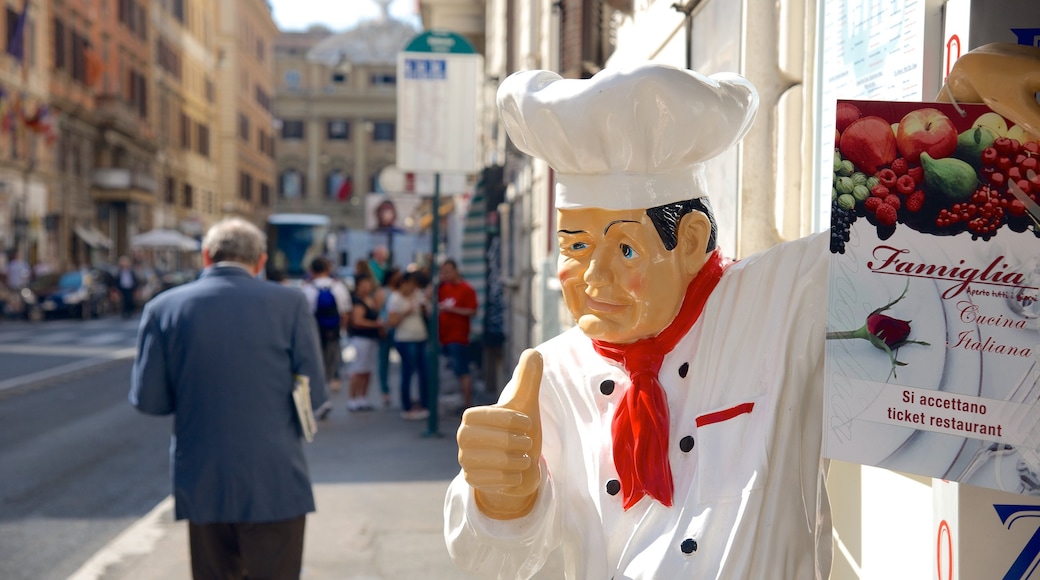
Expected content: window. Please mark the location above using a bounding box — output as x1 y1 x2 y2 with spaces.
238 113 249 141
327 120 349 140
259 182 271 207
205 78 215 103
256 39 264 62
372 121 395 142
280 170 304 199
254 85 270 112
165 177 176 204
331 72 347 84
327 170 347 199
53 17 65 71
171 0 185 23
180 113 191 149
183 183 194 208
281 120 304 140
284 70 301 91
128 69 147 117
239 171 253 201
70 31 87 83
370 73 396 87
197 122 210 157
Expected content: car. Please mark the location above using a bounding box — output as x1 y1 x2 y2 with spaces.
23 270 113 320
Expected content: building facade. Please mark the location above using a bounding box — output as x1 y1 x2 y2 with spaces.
149 0 219 242
216 0 278 225
272 11 416 230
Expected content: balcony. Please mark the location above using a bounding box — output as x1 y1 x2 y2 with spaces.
91 168 157 205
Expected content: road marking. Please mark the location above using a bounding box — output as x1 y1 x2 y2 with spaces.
85 331 127 345
67 496 174 580
0 344 135 357
0 348 137 392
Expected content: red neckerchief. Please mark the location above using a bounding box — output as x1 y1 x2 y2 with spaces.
591 249 730 510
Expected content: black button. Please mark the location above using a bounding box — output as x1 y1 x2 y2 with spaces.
678 362 689 378
681 538 698 554
679 436 695 453
606 479 621 496
600 380 615 395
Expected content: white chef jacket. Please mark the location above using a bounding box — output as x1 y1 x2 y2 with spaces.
445 233 832 580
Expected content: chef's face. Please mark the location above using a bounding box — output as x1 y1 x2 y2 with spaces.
557 206 707 344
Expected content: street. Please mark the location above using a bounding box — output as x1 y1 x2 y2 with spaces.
0 316 171 580
0 315 502 580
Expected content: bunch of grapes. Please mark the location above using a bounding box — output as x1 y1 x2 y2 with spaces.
830 198 856 254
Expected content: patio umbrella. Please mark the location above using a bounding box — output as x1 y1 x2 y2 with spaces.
130 229 200 251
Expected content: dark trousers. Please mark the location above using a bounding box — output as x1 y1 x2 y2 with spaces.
119 288 135 318
394 340 429 411
188 516 306 580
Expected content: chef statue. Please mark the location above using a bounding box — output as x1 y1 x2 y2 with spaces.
444 63 832 579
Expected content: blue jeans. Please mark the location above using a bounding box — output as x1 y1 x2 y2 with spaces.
394 340 429 412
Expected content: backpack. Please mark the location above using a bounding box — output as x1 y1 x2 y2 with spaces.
314 286 341 339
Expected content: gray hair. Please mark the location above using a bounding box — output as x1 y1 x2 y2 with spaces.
202 218 266 264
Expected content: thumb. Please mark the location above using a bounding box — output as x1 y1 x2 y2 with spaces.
499 349 543 419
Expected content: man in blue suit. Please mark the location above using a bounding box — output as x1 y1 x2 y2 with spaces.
130 217 327 580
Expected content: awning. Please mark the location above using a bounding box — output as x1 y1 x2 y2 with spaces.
74 225 114 249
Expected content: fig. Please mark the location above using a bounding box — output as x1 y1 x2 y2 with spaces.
921 152 978 203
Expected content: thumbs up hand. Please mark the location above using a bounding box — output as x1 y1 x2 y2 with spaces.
457 349 543 520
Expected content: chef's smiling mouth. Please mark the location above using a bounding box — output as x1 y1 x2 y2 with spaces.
585 296 626 313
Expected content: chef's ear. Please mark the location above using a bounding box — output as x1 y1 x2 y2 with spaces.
677 211 711 278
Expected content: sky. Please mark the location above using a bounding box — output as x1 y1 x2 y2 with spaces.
266 0 420 32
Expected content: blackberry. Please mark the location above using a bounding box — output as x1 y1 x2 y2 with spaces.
830 199 857 254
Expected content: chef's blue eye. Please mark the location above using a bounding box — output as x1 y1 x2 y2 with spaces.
620 244 637 259
570 242 588 251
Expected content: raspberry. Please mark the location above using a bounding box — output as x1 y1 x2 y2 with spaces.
891 158 909 176
906 191 925 212
907 166 925 186
875 203 898 226
896 174 916 195
871 184 890 198
884 194 901 210
864 197 882 212
878 168 898 188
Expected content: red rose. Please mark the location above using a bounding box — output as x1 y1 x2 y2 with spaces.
866 313 911 348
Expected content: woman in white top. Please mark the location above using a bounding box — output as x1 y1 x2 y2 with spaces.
386 272 430 420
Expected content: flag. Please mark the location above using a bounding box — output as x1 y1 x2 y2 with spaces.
6 0 28 65
336 178 353 201
85 46 104 87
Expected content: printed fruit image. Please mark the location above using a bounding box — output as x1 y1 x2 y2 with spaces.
973 112 1008 137
896 108 958 164
1007 124 1039 144
954 126 999 172
836 102 862 133
921 152 978 203
839 116 898 174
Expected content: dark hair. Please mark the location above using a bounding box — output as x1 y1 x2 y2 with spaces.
441 258 458 271
310 256 330 274
382 267 401 287
354 273 373 289
645 197 717 253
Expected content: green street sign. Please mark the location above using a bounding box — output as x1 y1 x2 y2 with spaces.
404 30 477 54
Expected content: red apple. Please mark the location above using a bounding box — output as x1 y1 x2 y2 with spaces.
836 102 862 134
896 108 958 164
839 116 898 175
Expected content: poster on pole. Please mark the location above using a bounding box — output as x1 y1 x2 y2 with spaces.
396 30 483 174
823 99 1040 496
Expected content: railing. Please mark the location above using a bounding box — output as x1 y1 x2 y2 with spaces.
93 168 157 193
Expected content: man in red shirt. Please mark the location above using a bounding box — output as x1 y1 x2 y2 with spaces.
437 259 478 410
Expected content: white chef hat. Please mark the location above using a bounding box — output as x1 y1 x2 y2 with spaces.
497 63 759 210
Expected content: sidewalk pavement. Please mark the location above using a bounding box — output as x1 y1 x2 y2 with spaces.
70 349 493 580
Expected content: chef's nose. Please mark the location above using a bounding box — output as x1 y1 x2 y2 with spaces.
583 250 615 287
